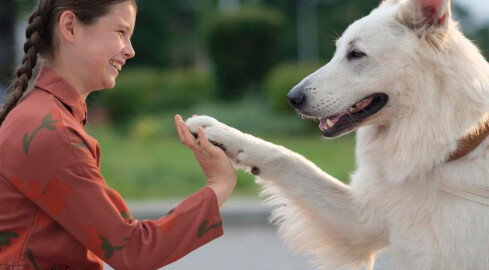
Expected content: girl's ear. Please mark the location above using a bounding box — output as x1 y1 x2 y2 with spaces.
58 10 77 43
399 0 451 31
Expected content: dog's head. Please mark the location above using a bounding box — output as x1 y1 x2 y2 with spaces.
288 0 453 138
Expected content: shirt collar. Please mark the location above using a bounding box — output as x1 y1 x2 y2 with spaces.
34 66 87 125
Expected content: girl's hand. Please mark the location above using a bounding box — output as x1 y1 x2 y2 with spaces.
174 115 237 207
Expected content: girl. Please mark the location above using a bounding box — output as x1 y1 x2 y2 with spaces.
0 0 237 269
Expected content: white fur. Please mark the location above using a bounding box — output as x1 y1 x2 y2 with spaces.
186 0 489 268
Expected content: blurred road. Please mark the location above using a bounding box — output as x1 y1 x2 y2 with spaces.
163 225 397 270
165 225 316 270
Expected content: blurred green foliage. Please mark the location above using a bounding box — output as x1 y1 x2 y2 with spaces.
89 68 216 126
130 0 214 68
14 0 34 15
264 62 322 113
206 6 283 99
187 99 311 136
260 0 379 61
127 98 314 143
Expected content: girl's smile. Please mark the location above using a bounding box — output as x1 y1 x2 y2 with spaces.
109 60 123 72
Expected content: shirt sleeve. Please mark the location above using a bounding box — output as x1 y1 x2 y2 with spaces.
25 157 223 269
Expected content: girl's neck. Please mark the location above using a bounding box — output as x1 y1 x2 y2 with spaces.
44 59 90 102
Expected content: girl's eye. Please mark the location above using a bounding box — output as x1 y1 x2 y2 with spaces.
348 50 367 60
118 30 125 36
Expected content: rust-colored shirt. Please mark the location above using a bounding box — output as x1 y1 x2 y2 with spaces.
0 66 223 269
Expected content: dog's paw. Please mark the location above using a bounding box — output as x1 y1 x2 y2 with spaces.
185 116 261 173
186 116 242 156
185 116 221 131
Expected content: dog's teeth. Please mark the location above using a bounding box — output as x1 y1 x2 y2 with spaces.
349 107 356 113
327 119 334 128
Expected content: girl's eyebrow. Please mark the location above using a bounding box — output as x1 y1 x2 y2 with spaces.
117 24 130 31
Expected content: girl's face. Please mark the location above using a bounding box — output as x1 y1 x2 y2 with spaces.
75 1 136 92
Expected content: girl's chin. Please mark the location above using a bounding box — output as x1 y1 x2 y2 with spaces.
104 73 118 89
105 80 117 89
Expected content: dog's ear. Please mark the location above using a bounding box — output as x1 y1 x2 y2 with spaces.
399 0 451 31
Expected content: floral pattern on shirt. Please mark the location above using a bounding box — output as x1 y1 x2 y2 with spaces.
11 178 43 202
11 178 72 217
22 110 62 154
0 229 27 264
81 225 129 261
38 178 73 216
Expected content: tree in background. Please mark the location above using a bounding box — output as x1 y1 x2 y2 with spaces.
258 0 382 62
130 0 216 69
206 6 283 99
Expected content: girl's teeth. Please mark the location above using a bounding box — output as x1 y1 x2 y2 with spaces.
110 61 121 71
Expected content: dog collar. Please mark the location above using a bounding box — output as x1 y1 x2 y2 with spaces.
441 118 489 207
447 117 489 162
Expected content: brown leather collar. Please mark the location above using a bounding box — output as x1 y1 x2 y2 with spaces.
447 117 489 162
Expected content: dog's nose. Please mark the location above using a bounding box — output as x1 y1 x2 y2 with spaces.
287 86 306 109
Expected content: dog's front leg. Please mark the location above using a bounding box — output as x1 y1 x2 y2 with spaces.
186 116 388 269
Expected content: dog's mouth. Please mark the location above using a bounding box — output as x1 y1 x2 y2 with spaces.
319 93 388 138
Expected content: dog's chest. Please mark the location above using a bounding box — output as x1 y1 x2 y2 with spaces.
353 168 489 269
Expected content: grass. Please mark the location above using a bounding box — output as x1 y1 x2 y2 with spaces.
86 124 356 199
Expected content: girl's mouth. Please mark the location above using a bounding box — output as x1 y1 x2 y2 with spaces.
109 60 122 71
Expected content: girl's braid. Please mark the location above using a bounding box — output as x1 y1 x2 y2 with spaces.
0 10 43 125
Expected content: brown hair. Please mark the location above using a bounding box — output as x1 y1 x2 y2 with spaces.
0 0 136 126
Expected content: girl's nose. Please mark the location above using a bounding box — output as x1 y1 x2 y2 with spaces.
123 40 135 59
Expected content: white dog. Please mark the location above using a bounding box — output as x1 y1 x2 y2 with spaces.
186 0 489 269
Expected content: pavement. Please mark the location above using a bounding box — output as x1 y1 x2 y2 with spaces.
103 198 397 270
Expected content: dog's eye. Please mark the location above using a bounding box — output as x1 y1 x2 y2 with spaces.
347 50 367 60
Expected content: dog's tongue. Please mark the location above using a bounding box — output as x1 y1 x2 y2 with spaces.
319 97 374 132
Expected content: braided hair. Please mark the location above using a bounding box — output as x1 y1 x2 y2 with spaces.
0 0 136 126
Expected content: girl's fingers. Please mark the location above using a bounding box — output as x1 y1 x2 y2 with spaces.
175 115 199 150
174 115 217 154
175 115 189 143
180 123 197 145
174 115 183 136
197 127 212 149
